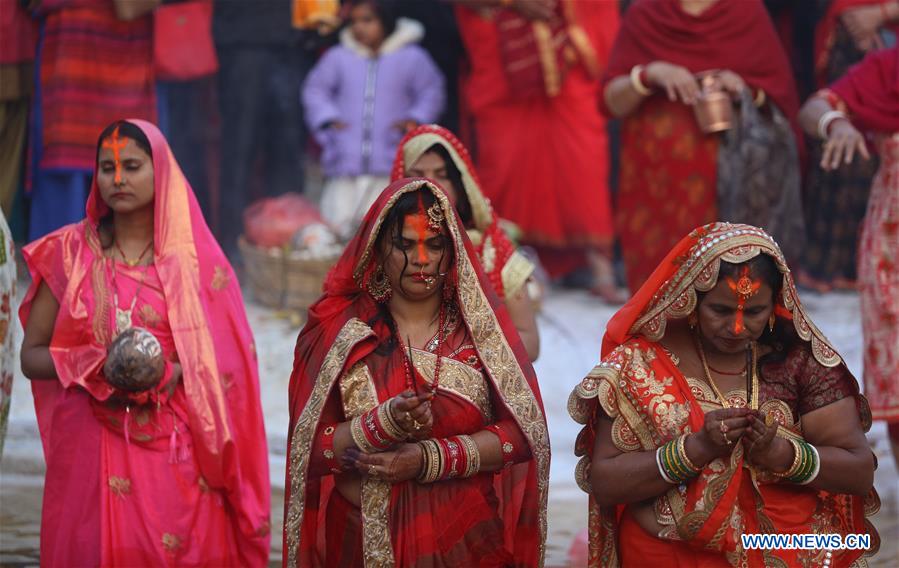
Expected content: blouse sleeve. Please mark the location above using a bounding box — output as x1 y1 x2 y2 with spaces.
796 346 859 417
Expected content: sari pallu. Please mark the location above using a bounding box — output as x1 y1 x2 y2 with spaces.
390 124 535 300
568 222 879 567
284 178 549 567
19 120 270 566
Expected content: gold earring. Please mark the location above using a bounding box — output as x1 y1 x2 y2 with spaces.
366 265 392 303
768 313 776 332
688 312 698 330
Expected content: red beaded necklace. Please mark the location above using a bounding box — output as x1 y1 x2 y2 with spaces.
396 302 447 393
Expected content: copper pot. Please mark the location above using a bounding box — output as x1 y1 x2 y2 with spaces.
693 74 733 134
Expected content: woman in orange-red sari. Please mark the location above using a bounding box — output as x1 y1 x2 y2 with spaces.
569 223 879 567
602 0 801 292
454 0 620 298
283 179 549 566
19 120 270 566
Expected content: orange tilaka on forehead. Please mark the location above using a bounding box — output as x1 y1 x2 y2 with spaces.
724 266 762 334
101 126 129 184
407 193 431 265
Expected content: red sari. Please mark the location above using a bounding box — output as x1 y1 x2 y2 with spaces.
455 1 618 276
283 179 550 566
19 120 270 566
603 0 799 291
830 47 899 422
569 222 879 567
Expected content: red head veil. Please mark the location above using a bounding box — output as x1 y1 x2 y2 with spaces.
284 178 549 566
20 119 271 563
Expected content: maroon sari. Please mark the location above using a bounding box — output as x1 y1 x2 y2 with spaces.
283 179 550 566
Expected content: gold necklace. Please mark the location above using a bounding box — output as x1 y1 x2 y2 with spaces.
694 333 759 410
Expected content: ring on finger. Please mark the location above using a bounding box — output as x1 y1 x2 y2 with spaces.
719 420 729 434
724 430 733 445
368 465 377 477
412 419 422 431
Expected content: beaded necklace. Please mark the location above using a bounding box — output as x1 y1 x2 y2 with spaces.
395 301 447 393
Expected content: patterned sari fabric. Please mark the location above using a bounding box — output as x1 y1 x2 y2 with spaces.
284 179 549 567
391 124 534 299
568 222 879 567
829 47 899 422
0 213 14 459
19 120 270 566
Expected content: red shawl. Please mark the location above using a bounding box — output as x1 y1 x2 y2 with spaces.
283 178 549 566
830 45 899 134
20 119 270 564
602 0 799 129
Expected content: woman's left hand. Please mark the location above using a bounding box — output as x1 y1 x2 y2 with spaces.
342 444 423 483
716 70 747 98
742 413 793 472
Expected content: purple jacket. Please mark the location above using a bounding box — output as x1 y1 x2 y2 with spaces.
302 19 445 177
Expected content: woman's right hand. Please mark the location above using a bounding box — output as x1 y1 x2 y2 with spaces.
390 390 434 440
645 61 701 105
821 119 871 170
690 407 753 461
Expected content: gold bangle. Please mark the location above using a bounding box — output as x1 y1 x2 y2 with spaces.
378 400 406 441
459 435 481 478
773 438 802 478
677 434 701 473
417 440 442 483
630 65 652 96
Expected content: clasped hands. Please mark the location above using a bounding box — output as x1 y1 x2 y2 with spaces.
691 407 794 473
343 390 434 483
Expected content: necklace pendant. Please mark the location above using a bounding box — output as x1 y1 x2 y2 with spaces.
116 307 133 335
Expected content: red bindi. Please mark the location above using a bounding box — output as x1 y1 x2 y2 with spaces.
101 126 129 184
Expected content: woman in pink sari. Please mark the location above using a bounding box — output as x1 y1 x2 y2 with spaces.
19 119 271 566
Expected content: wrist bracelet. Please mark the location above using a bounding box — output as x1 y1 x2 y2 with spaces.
418 435 481 483
818 110 848 139
630 64 652 96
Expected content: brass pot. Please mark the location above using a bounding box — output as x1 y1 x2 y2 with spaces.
693 75 733 134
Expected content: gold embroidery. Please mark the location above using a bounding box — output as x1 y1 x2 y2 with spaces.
139 304 162 328
285 319 375 568
161 533 181 552
501 250 535 298
108 476 131 497
411 348 493 422
85 221 112 346
211 266 230 291
339 362 378 419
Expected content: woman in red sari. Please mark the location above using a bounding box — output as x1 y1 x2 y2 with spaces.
283 178 549 566
602 0 801 292
19 119 271 566
569 222 879 567
798 46 899 466
454 0 621 299
391 124 539 361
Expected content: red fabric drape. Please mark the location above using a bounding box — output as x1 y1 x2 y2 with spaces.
830 45 899 133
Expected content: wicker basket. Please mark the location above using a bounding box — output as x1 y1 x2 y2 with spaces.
238 236 337 311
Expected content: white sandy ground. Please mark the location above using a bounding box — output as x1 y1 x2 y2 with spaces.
2 287 897 566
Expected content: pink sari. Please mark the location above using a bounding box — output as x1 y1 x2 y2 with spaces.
20 120 271 566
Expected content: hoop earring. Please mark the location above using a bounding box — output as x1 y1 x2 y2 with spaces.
688 312 698 330
367 265 392 303
768 313 776 333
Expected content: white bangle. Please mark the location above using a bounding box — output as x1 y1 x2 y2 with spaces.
799 444 821 486
818 110 847 139
630 65 652 96
656 447 677 484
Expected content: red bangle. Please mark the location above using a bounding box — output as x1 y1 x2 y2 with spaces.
485 424 516 469
320 424 342 474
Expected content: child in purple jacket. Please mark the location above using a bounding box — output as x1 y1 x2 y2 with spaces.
302 0 445 239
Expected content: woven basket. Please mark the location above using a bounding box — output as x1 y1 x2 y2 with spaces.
238 236 337 311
